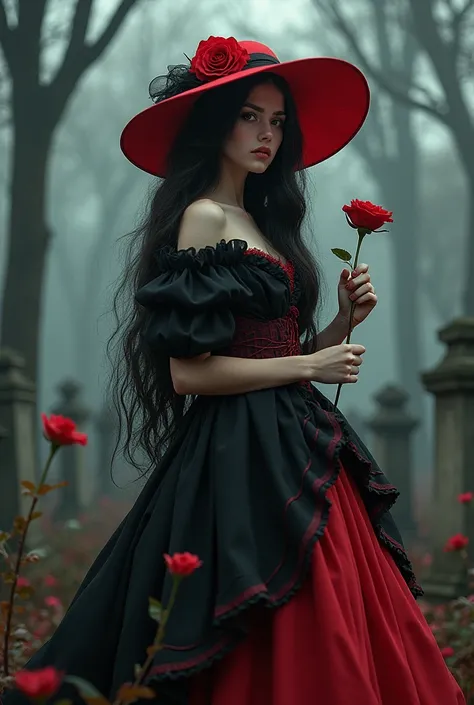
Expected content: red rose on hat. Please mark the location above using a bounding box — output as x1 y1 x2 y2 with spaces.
190 36 250 82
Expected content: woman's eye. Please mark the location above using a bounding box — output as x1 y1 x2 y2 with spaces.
241 112 256 121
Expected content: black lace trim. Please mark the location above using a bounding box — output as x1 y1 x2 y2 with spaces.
153 239 297 300
297 384 423 598
154 238 247 272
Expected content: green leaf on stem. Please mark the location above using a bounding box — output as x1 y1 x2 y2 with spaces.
38 481 68 495
20 480 36 493
331 248 353 263
64 676 111 705
148 597 162 623
30 511 43 521
17 586 34 599
13 516 27 532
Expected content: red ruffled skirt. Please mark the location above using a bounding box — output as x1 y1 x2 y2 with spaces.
191 466 465 705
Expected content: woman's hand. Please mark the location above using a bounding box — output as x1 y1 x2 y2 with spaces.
337 264 377 327
306 343 366 385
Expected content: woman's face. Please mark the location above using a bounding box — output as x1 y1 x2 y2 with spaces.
222 82 286 174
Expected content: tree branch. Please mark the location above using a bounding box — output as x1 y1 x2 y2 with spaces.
407 0 474 136
313 0 451 125
48 0 142 126
447 0 474 69
86 0 141 64
0 0 14 68
51 0 93 95
351 96 389 174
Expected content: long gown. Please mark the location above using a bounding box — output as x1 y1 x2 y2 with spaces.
11 239 464 705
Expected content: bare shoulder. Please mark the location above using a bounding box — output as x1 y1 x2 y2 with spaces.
178 199 227 251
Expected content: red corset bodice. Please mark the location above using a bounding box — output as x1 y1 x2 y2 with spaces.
221 249 301 360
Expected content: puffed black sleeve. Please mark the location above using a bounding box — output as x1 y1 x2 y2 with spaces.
135 240 253 358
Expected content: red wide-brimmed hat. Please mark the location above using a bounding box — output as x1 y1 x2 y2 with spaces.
120 36 370 177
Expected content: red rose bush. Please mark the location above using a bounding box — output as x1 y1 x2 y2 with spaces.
0 412 202 705
421 491 474 701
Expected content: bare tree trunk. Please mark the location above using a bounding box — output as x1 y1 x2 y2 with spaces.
383 148 421 406
1 109 52 380
461 168 474 315
0 0 142 382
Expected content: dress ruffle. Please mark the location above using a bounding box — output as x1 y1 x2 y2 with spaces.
135 240 294 358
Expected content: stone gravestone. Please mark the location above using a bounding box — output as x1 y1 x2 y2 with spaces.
52 379 90 521
0 349 36 532
421 318 474 600
366 384 418 546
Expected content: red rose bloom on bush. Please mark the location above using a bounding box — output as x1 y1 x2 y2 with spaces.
440 646 455 659
15 666 62 699
190 36 249 82
164 552 203 577
444 533 469 552
342 199 393 232
41 413 88 446
458 491 473 504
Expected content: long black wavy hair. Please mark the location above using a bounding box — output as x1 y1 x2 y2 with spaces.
108 68 322 476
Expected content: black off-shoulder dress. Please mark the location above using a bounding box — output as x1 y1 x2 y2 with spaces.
16 240 464 705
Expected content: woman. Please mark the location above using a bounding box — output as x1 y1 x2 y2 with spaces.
16 37 464 705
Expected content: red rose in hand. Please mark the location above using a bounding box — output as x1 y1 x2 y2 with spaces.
15 667 62 699
342 199 393 232
41 413 88 446
190 36 249 82
458 491 473 504
444 533 469 552
164 552 203 577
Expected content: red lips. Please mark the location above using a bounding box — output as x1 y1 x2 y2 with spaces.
252 146 271 157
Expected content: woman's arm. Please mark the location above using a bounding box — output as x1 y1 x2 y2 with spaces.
315 314 349 351
171 353 315 396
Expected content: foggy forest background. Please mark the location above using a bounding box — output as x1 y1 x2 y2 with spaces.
0 0 472 498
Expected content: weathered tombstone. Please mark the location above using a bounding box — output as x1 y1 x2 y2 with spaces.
421 317 474 600
52 379 90 521
0 349 36 531
366 384 418 545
